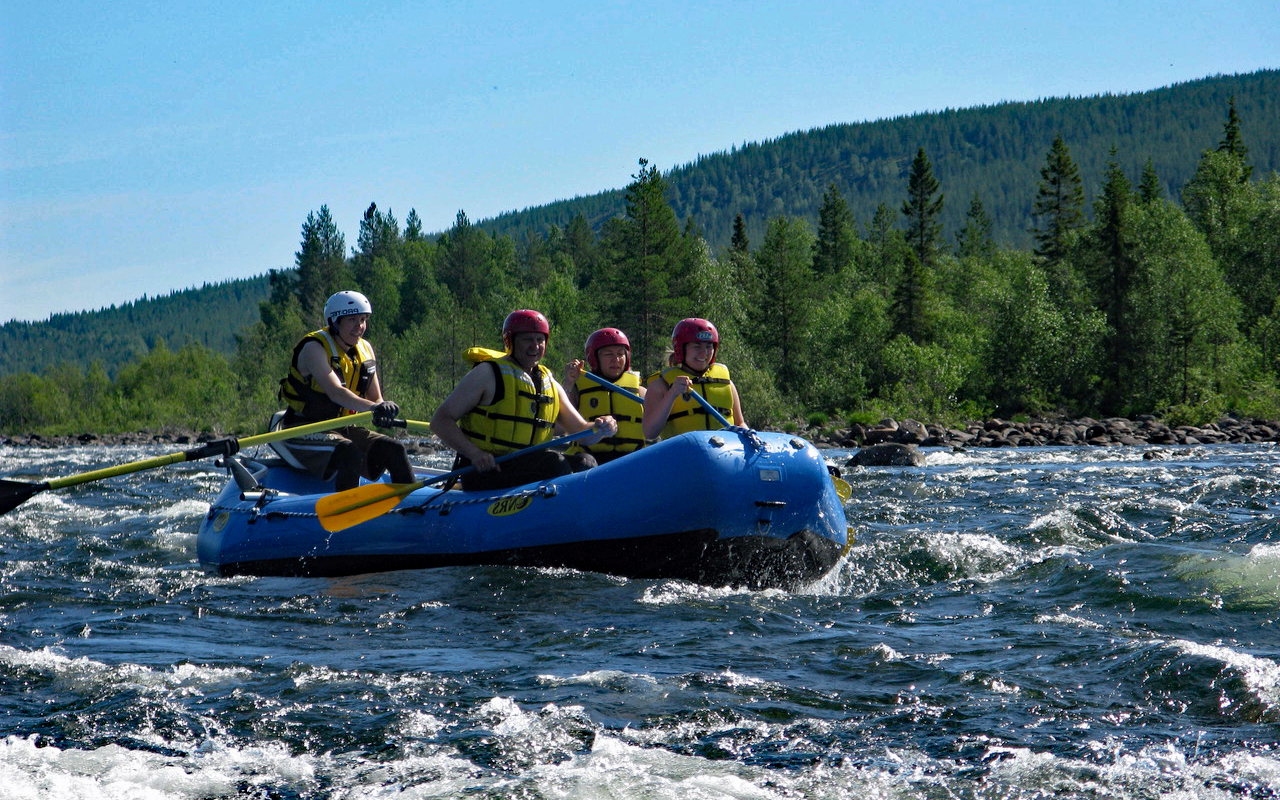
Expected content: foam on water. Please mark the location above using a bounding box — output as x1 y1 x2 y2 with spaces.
0 644 251 695
6 443 1280 798
1173 543 1280 608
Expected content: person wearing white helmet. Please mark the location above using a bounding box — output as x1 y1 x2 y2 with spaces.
274 290 413 490
430 309 617 491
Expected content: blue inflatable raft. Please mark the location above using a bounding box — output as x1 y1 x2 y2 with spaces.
197 430 849 589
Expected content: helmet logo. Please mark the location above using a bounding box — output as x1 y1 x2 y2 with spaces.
695 331 714 341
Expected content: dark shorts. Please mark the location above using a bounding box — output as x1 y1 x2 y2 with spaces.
456 449 597 492
273 425 409 486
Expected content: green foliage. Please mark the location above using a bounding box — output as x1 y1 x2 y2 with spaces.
597 160 690 374
0 276 271 379
481 71 1280 255
7 72 1280 435
1031 135 1086 264
901 148 945 270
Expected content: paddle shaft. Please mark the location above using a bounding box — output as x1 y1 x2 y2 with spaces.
0 412 379 515
314 427 599 530
583 371 644 404
685 384 734 428
593 369 852 502
425 427 598 489
52 411 377 490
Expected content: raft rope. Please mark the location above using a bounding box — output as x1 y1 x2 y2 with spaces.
211 483 553 523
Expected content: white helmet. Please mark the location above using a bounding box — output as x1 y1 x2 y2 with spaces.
324 291 372 326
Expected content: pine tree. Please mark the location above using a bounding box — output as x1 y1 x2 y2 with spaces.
354 203 403 271
955 191 996 261
293 206 350 324
1031 135 1086 265
352 203 405 329
751 216 817 389
600 159 686 372
404 209 424 241
1088 150 1138 413
1138 158 1163 203
1217 95 1252 180
813 183 857 278
901 147 944 271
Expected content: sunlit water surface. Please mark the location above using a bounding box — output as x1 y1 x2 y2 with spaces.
3 441 1280 798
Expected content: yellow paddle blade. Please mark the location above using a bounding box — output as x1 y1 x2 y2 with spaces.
832 475 852 503
315 480 424 532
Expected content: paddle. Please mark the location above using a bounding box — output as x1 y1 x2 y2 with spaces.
0 411 376 516
583 371 644 404
314 427 599 533
680 383 853 503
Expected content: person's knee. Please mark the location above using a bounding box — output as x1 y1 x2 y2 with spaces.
330 440 363 490
367 438 413 484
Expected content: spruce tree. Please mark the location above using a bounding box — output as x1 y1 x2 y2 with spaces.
1138 158 1163 203
1217 95 1252 180
813 183 858 278
293 206 350 324
865 203 907 294
901 147 944 271
727 213 760 303
752 216 817 389
955 192 996 261
1031 135 1086 266
1089 151 1138 413
891 250 933 345
600 159 685 372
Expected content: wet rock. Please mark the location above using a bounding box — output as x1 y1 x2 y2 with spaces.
846 442 927 467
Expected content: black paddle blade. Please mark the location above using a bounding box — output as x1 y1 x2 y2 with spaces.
0 479 46 515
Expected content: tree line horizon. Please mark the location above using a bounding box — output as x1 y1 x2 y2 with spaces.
1 96 1278 437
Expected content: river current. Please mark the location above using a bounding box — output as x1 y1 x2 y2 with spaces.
2 440 1279 798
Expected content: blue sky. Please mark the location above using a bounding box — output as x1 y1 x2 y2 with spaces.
2 1 1277 324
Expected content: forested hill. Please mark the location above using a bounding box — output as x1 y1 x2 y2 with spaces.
5 69 1277 379
0 276 270 378
482 70 1278 250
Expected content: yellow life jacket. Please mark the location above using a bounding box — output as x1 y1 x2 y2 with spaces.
567 370 646 455
652 362 735 438
459 352 561 454
279 329 376 422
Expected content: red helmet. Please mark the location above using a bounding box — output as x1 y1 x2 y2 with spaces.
585 328 631 373
502 309 550 351
671 318 719 366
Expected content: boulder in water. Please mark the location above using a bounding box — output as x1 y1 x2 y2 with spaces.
845 442 927 467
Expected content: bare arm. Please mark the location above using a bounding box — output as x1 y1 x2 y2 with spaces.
563 359 584 407
730 383 746 428
553 379 616 442
641 373 691 440
430 365 498 471
297 340 384 412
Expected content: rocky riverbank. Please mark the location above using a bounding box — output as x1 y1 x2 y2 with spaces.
810 414 1280 449
0 429 443 457
5 415 1279 454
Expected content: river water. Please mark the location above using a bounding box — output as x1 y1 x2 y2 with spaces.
2 440 1279 798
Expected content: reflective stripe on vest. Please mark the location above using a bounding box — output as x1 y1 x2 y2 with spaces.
568 370 645 454
279 329 376 422
655 362 734 437
459 357 561 454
